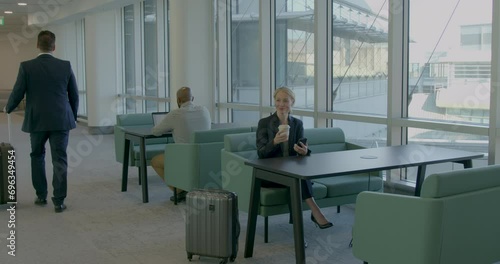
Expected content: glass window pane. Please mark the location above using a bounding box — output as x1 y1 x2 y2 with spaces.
399 128 488 183
408 0 492 124
232 109 260 126
124 4 136 113
231 0 260 104
144 0 158 113
276 0 315 110
333 120 387 148
76 19 87 117
331 0 389 116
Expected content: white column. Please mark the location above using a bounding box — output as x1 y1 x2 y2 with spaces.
314 0 330 128
169 0 214 113
387 0 408 146
259 0 274 114
490 0 500 164
84 10 120 133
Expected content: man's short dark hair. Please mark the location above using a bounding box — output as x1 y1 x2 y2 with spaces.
37 30 56 52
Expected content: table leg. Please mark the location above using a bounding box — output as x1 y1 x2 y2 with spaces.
456 159 473 169
414 164 427 196
244 169 262 258
140 137 149 203
290 178 305 264
121 138 130 192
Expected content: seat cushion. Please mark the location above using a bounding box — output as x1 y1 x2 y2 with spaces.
313 174 383 197
260 182 327 206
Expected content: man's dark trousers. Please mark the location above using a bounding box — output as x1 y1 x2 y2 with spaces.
30 130 69 206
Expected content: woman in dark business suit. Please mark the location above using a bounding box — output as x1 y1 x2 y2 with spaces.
256 87 332 229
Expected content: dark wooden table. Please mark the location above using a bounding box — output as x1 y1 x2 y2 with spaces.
121 126 172 203
243 144 484 264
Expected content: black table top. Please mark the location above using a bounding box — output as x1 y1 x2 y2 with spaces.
121 125 172 139
244 144 484 180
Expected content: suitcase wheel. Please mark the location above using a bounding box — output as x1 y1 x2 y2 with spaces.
230 255 236 262
187 253 193 261
219 258 229 264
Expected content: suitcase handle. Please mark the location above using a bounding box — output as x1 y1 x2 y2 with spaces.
7 113 11 143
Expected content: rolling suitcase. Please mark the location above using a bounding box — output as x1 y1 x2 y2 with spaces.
185 189 240 264
1 114 16 204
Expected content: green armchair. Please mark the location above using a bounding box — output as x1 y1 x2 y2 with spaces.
163 127 253 199
353 164 500 264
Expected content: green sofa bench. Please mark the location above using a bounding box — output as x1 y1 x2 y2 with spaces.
221 127 383 242
352 164 500 264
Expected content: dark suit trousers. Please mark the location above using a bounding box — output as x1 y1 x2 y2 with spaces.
30 131 69 206
261 179 313 199
261 179 314 224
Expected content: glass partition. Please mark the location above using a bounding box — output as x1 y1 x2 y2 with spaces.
331 0 389 116
144 0 158 112
408 0 492 124
276 0 315 110
123 4 137 113
231 0 260 104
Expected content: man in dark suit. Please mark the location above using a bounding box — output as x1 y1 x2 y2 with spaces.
5 30 79 213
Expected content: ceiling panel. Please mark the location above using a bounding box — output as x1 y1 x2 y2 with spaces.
0 0 76 32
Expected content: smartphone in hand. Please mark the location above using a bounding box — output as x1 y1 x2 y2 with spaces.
298 137 307 145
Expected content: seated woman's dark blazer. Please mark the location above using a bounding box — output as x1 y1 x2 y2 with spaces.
256 112 313 199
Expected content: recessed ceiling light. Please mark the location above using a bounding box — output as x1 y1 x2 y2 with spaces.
4 11 13 14
18 3 28 6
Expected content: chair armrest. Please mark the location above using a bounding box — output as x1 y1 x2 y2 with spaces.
221 150 254 212
164 143 199 191
353 192 443 264
346 142 365 150
114 125 126 163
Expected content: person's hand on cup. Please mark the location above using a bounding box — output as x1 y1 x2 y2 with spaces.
274 124 290 145
273 130 288 145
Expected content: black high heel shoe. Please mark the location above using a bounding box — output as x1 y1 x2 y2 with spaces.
311 213 333 229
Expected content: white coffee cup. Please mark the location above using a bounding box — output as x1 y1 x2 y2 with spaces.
278 124 290 139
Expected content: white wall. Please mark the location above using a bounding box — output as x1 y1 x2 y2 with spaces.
169 0 214 115
49 23 78 70
0 32 38 90
84 10 120 128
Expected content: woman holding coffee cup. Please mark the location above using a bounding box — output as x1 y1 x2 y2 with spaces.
256 87 333 229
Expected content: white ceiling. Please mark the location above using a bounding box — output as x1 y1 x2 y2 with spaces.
0 0 75 32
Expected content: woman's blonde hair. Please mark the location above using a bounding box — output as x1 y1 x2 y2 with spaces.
273 86 295 106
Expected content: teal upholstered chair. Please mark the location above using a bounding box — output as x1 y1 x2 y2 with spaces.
353 164 500 264
163 127 252 202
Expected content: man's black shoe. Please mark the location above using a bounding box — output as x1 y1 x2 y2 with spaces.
169 191 187 202
55 204 67 213
34 198 47 206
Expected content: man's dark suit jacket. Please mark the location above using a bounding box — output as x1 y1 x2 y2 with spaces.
6 54 79 132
